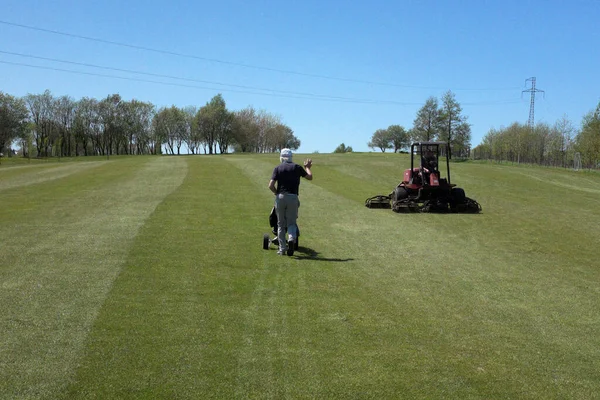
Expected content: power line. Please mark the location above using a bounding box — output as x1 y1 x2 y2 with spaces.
0 19 522 92
0 59 428 105
463 99 523 106
0 56 523 107
0 50 403 102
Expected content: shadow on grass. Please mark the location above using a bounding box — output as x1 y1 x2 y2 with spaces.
292 246 354 262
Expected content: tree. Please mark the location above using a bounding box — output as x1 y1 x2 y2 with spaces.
368 129 392 152
23 123 34 159
195 105 213 154
72 97 98 156
18 122 35 159
533 123 551 164
266 123 299 152
182 106 198 154
136 101 156 155
452 121 472 158
216 108 234 154
576 102 600 168
553 115 576 167
230 108 299 154
194 94 233 154
333 143 353 153
154 106 187 155
25 90 57 157
0 91 29 159
473 119 578 166
231 106 259 153
439 91 469 160
2 88 307 157
120 99 155 155
97 94 124 156
387 125 409 153
412 97 441 142
55 95 76 157
254 110 275 153
209 95 234 154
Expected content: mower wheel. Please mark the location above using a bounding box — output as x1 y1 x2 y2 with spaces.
263 234 270 250
451 187 466 203
392 186 408 202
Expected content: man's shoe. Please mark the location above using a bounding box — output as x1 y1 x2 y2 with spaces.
287 239 294 256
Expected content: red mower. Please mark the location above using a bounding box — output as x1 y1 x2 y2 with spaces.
365 142 481 213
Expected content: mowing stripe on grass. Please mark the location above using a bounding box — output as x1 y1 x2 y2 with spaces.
516 170 600 195
0 161 106 191
0 157 187 399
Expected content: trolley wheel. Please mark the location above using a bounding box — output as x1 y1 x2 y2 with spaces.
263 234 270 250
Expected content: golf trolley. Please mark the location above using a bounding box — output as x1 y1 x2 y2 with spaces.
263 207 300 253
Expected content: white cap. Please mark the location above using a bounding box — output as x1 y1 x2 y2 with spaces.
280 148 293 162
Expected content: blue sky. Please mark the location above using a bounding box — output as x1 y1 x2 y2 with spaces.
1 0 599 153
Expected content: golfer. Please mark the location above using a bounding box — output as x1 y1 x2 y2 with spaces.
268 148 313 256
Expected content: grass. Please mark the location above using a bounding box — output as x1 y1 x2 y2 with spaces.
1 153 599 399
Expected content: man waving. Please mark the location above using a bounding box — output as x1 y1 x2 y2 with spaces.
268 148 313 256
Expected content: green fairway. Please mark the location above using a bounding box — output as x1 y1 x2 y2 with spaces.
1 154 599 399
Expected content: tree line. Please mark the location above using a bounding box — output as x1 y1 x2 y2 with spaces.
472 102 600 169
365 91 471 158
0 90 300 158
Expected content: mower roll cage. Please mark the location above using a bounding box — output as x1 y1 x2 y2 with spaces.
409 141 451 186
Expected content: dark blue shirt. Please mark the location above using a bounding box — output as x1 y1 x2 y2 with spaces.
271 162 308 195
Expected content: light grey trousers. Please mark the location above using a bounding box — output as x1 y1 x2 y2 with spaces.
275 193 299 250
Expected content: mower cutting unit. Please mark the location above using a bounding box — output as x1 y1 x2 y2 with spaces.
365 142 481 213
